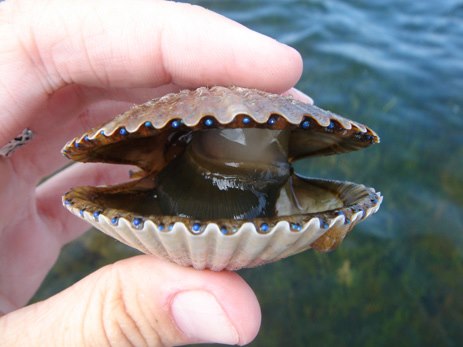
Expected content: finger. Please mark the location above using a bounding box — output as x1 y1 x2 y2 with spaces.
283 87 314 104
36 162 136 244
0 162 135 307
0 256 261 346
0 0 302 146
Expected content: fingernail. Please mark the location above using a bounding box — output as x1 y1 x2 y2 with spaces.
171 291 240 345
283 88 314 104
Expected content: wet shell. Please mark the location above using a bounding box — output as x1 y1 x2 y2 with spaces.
62 86 382 271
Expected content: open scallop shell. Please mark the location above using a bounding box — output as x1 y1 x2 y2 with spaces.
62 86 382 270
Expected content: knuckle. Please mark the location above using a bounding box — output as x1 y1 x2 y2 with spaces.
94 265 164 347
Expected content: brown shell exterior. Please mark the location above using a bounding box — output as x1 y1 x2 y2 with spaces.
88 86 372 132
62 86 379 172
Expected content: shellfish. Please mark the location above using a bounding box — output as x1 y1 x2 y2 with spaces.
62 86 382 271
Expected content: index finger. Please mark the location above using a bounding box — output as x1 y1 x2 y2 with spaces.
0 0 303 146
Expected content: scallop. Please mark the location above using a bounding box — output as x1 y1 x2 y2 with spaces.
62 86 382 270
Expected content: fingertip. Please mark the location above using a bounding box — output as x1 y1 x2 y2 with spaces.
208 271 261 345
139 258 261 345
120 256 262 345
283 87 314 104
273 45 304 92
169 5 304 92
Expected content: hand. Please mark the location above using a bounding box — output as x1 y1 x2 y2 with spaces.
0 0 306 345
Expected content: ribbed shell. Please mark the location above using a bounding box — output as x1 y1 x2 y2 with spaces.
62 86 379 170
63 187 382 271
61 86 382 270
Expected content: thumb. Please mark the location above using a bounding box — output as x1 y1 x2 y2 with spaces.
0 256 261 346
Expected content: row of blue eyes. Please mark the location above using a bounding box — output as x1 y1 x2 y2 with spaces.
68 206 312 233
64 195 373 234
78 116 336 142
141 116 329 131
83 209 338 233
65 200 362 233
146 116 326 130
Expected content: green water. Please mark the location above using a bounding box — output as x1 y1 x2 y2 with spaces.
35 1 463 346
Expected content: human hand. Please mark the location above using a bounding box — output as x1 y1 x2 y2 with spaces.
0 0 307 345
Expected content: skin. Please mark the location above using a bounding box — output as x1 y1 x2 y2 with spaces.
0 0 309 345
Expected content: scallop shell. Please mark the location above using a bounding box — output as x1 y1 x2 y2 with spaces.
62 86 382 271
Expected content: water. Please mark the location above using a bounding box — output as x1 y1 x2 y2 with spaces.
34 1 463 346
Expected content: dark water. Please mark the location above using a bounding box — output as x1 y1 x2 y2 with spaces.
34 1 463 346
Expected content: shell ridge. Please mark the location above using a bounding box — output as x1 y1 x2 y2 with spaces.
223 222 264 270
135 220 171 256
